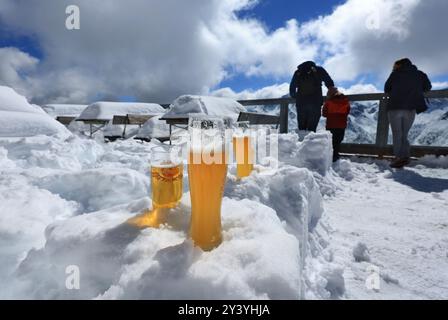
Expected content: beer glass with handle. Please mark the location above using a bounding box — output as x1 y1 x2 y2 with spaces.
128 145 183 228
188 116 228 251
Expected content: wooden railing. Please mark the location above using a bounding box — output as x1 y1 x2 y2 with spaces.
236 89 448 158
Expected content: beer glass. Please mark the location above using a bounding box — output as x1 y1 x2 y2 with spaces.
188 116 228 251
127 145 183 229
150 145 183 209
233 121 254 179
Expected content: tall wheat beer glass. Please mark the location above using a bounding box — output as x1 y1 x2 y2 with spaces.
233 121 254 178
188 117 228 251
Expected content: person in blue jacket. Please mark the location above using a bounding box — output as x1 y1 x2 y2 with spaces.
290 61 335 132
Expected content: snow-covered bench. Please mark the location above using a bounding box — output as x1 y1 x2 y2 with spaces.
107 114 159 141
76 102 166 138
237 112 280 128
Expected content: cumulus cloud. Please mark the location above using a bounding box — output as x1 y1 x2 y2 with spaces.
0 47 38 95
303 0 448 82
0 0 446 103
0 0 313 104
432 82 448 90
211 83 290 100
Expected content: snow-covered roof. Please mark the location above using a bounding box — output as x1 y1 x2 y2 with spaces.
0 86 70 138
163 95 246 121
78 102 165 121
43 104 88 118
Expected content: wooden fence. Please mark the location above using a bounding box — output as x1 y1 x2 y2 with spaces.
236 89 448 158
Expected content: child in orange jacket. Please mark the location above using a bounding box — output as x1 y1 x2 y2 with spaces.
322 87 351 162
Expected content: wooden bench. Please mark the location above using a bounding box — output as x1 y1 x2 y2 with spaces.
109 114 158 139
160 112 280 144
237 112 280 128
75 119 110 137
56 116 76 126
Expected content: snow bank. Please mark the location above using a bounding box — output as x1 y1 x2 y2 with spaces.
15 197 300 299
278 132 333 176
0 112 71 138
164 95 246 121
136 114 171 140
78 102 165 121
0 86 45 114
0 123 339 300
36 169 149 213
42 104 88 118
0 86 71 138
0 135 103 171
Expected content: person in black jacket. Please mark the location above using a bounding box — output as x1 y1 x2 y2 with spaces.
290 61 335 133
385 58 432 168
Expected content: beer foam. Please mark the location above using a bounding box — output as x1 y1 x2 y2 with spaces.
151 161 182 168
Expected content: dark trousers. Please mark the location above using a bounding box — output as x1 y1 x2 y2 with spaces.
328 128 345 162
296 103 322 132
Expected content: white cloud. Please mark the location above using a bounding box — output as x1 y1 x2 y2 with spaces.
0 0 447 104
432 82 448 90
339 83 381 95
0 47 38 95
0 0 313 104
301 0 448 82
211 83 290 100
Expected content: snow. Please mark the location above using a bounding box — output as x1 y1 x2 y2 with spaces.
0 86 45 114
42 104 88 118
0 87 447 300
0 86 71 138
78 102 165 121
326 158 448 299
164 95 246 121
136 114 172 140
0 128 339 300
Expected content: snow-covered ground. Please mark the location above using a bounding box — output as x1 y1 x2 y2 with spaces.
326 158 448 299
0 132 339 299
1 86 447 300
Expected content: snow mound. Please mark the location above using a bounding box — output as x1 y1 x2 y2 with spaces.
0 122 340 300
0 86 71 138
136 114 171 140
36 169 149 213
16 198 301 300
164 95 246 121
0 86 45 114
278 132 333 176
42 104 88 118
0 135 104 171
0 112 71 138
78 102 165 121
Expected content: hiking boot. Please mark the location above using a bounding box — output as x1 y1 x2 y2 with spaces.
390 158 407 169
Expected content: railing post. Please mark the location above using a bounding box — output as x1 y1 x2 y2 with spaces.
279 102 289 134
375 96 390 153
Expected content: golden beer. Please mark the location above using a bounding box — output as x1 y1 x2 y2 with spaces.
188 151 227 251
127 145 183 229
151 164 183 209
233 136 254 178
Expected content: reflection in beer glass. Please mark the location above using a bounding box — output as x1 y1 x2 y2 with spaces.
233 121 254 179
128 145 183 229
188 116 228 251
